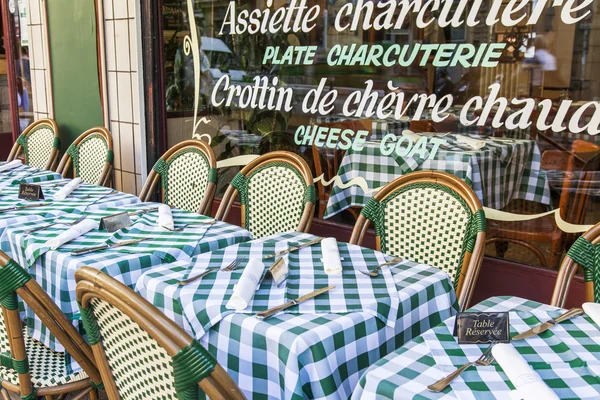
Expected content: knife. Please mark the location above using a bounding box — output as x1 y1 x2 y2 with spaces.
128 207 159 216
262 237 325 260
70 237 151 256
512 307 584 340
0 203 47 213
255 285 335 320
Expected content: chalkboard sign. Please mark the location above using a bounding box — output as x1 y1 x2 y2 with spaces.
454 312 510 344
99 212 131 233
18 183 44 201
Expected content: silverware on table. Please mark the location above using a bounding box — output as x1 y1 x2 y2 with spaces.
160 220 216 232
263 237 325 260
512 307 584 340
359 257 403 277
0 203 47 213
70 237 151 256
255 285 335 320
177 258 242 285
128 207 159 217
427 344 495 392
23 215 87 235
77 189 118 199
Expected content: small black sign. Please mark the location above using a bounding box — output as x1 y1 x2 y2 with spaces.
454 312 510 344
99 212 131 233
18 183 44 201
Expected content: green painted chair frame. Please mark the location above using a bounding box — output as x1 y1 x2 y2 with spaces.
75 267 246 400
7 119 61 171
0 251 102 400
56 127 114 187
551 222 600 307
349 171 487 310
139 139 217 215
215 151 316 239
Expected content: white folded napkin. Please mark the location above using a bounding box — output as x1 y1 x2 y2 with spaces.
158 205 174 230
402 129 422 144
45 219 99 250
321 237 343 276
583 302 600 326
0 160 22 172
53 178 82 200
226 259 265 310
455 135 486 150
492 343 559 400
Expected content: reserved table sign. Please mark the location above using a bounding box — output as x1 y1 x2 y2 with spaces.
454 312 510 344
18 183 44 201
100 212 131 233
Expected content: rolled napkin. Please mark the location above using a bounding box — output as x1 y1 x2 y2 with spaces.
157 204 174 230
455 134 486 150
53 177 82 200
402 129 422 144
492 343 559 400
0 160 22 172
45 219 99 250
582 302 600 326
321 237 343 276
226 259 265 310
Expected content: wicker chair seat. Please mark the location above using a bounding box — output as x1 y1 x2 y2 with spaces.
244 164 309 239
375 184 473 284
0 329 89 388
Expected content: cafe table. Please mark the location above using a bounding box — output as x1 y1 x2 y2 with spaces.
0 178 139 243
353 296 600 399
135 231 458 400
325 135 551 218
1 202 252 362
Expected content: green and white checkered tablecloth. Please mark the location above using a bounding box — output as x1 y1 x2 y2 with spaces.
325 136 551 218
1 202 252 356
136 231 458 400
353 296 600 399
0 164 62 187
0 180 139 248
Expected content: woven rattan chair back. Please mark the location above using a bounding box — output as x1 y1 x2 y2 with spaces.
75 267 246 400
215 151 315 239
0 251 101 400
8 119 60 170
57 127 113 186
349 171 486 310
139 140 217 215
551 222 600 307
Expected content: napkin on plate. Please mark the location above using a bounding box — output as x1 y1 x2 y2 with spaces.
492 343 559 400
455 135 486 150
582 302 600 326
158 204 174 230
226 259 265 310
45 219 99 250
0 160 22 172
53 178 82 200
321 237 343 276
402 129 422 144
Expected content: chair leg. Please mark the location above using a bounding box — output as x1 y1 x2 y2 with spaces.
89 389 99 400
0 388 10 400
548 240 564 269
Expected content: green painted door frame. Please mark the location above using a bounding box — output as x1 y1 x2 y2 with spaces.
46 0 104 152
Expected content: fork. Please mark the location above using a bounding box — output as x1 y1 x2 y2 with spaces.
23 215 87 235
427 344 495 392
359 257 403 277
78 189 117 199
178 258 242 285
160 221 216 232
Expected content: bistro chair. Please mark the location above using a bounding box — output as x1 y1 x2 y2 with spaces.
311 118 372 219
349 171 487 310
7 119 60 170
215 151 315 239
572 139 600 171
75 267 246 400
486 150 592 269
0 251 102 400
139 139 217 215
550 222 600 308
56 127 113 186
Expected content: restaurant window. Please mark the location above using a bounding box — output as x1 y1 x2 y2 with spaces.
155 0 600 270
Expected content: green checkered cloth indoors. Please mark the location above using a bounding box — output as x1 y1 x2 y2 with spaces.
353 296 600 399
136 231 459 400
